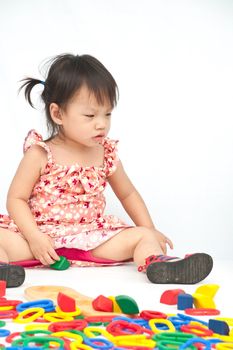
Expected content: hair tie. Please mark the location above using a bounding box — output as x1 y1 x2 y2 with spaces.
40 80 45 86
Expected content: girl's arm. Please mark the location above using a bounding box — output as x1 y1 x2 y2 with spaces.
108 160 173 252
6 146 59 264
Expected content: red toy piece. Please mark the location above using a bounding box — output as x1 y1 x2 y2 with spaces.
57 292 76 312
140 310 167 320
92 295 113 312
160 289 185 305
0 281 6 297
85 315 115 323
185 308 220 316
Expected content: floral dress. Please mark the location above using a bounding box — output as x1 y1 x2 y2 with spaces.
0 130 131 266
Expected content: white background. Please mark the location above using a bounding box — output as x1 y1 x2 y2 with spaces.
0 0 232 259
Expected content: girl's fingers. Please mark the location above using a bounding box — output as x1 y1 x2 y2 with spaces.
39 252 55 265
160 242 167 254
166 238 174 249
49 248 60 261
38 256 48 266
46 253 57 265
160 238 174 254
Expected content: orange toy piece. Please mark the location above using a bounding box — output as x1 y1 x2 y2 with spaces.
57 292 76 312
160 289 185 305
92 295 113 312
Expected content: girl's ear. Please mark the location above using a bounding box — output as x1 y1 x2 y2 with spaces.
50 103 63 125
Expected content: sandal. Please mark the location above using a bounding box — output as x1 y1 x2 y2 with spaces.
139 253 213 284
0 262 25 288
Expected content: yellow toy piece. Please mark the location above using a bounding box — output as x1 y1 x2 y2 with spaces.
43 311 74 322
215 317 233 327
83 326 115 343
70 342 92 350
192 293 216 308
194 284 219 297
108 295 122 313
193 284 219 308
55 305 81 317
24 324 49 331
149 318 176 333
216 343 233 350
14 307 44 323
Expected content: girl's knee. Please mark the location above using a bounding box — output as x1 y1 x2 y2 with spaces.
134 226 157 241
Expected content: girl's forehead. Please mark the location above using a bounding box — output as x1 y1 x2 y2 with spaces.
72 85 112 109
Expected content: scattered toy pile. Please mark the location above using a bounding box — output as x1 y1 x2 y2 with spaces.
0 283 232 349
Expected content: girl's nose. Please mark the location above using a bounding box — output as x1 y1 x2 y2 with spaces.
95 117 108 129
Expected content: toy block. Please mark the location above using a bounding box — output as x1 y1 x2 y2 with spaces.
108 296 122 313
177 294 193 310
50 256 71 270
193 293 216 309
115 295 139 314
92 295 113 312
0 281 6 297
57 292 76 312
194 284 219 298
160 289 186 305
193 284 219 309
208 319 230 335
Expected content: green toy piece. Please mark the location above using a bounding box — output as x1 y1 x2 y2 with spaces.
115 295 139 314
50 256 71 270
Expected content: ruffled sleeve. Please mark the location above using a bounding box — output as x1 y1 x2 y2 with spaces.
23 129 53 163
103 138 119 177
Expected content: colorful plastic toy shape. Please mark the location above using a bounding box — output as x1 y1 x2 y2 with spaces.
92 295 113 312
193 284 219 308
160 289 186 305
108 296 122 313
50 256 71 270
208 319 230 335
0 280 6 297
57 292 76 312
177 294 193 310
115 295 139 314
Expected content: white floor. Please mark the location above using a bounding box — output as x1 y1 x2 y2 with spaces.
2 259 233 341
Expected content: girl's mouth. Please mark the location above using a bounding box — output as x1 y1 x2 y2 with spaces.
93 135 105 142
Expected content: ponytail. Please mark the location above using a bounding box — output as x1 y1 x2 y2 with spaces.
19 78 45 108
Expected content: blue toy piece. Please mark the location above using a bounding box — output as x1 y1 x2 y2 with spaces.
179 337 211 350
208 319 230 335
16 299 55 312
177 294 193 310
177 313 208 326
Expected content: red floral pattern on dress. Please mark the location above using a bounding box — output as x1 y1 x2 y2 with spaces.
0 130 131 265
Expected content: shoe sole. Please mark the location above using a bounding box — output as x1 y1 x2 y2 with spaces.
146 253 213 284
0 265 25 288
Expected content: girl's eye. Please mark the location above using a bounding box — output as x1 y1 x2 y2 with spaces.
84 114 95 118
106 113 112 117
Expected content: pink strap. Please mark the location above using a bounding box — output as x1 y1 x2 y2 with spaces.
23 129 53 164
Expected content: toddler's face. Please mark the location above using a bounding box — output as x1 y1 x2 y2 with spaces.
58 85 112 147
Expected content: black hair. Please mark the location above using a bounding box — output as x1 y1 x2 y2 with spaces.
19 54 119 139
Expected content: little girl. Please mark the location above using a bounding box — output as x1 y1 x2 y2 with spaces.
0 53 213 287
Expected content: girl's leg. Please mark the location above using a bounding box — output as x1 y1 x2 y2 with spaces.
0 227 34 262
91 226 213 284
91 227 163 266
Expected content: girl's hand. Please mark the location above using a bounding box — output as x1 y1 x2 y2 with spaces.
27 232 60 265
153 229 174 254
